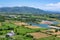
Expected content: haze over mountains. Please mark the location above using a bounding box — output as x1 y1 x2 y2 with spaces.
0 6 59 14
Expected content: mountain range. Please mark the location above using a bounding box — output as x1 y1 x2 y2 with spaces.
0 6 59 14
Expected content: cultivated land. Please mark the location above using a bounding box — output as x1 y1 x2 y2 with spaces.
14 21 40 29
0 14 60 40
28 32 50 39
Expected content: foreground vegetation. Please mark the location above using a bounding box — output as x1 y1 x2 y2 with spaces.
0 21 60 40
0 14 60 40
0 22 47 40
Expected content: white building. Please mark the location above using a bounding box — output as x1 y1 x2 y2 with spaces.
6 31 15 37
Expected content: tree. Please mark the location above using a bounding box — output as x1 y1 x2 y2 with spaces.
55 29 58 32
0 15 5 22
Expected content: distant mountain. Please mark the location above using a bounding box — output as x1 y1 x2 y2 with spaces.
0 6 59 14
46 11 60 14
0 6 47 14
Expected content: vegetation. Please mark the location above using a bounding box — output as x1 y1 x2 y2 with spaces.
38 36 60 40
0 10 60 40
0 21 48 40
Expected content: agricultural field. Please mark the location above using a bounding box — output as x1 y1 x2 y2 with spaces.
0 21 47 40
0 20 60 40
0 14 60 40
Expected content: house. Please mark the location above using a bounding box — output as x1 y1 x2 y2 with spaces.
6 31 15 37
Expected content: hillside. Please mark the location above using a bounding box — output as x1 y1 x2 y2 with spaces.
0 6 46 14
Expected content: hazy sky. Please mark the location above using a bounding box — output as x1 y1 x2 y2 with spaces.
0 0 60 11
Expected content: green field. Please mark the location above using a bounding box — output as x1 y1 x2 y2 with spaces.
0 22 47 40
0 14 60 40
0 22 60 40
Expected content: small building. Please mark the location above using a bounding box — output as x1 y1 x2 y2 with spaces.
6 31 15 37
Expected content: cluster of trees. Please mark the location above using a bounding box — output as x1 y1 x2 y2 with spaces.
0 15 5 22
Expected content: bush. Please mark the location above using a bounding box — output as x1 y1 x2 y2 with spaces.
7 28 14 30
0 28 3 31
16 33 20 35
26 34 33 38
0 32 3 35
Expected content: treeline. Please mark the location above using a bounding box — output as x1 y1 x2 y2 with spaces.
0 13 60 23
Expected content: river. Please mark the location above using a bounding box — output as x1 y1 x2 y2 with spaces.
27 21 59 28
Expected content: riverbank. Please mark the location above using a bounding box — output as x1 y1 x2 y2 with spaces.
14 21 60 29
49 26 60 29
14 21 41 29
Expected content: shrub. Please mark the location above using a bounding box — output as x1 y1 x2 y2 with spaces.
0 32 3 35
0 28 3 31
16 33 20 35
26 34 33 38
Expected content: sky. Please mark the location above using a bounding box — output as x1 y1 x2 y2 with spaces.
0 0 60 11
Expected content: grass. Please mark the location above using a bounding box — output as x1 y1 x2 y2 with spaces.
0 22 48 40
0 22 60 40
